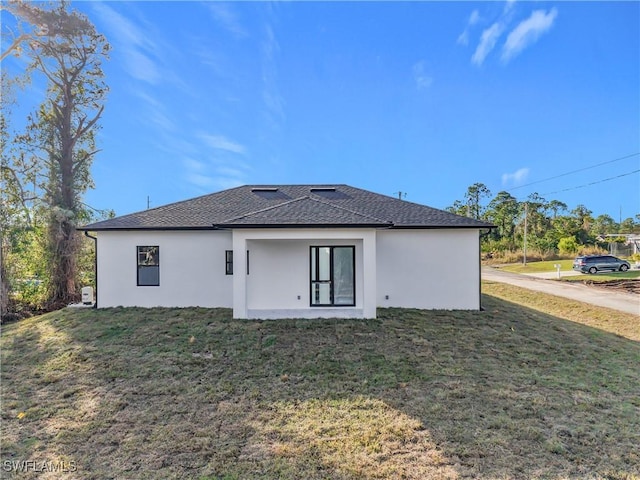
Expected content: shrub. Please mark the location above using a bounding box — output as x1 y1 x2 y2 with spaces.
558 236 579 255
577 245 607 256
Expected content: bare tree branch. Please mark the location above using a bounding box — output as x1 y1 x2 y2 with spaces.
0 33 30 61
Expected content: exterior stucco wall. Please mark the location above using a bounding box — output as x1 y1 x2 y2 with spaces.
245 239 364 311
232 229 377 319
96 230 232 308
93 227 480 314
376 229 480 310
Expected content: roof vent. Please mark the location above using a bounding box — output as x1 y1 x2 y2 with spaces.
310 187 350 200
251 187 289 200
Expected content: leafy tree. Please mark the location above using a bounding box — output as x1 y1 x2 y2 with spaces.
485 191 519 242
3 1 109 308
3 219 49 311
452 181 639 259
569 205 593 244
464 183 491 220
1 0 94 61
547 199 567 219
450 182 639 261
619 217 639 233
0 74 36 315
550 214 581 240
558 236 579 255
590 214 618 236
445 199 468 217
517 193 551 242
570 205 592 230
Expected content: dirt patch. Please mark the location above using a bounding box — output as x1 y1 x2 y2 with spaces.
583 279 640 295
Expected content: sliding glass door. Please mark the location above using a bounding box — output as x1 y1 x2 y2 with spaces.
310 246 355 306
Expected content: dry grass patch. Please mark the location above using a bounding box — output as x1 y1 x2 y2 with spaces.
2 299 639 479
245 396 456 479
483 281 640 341
497 260 575 274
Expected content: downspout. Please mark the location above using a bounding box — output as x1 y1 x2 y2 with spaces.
478 228 493 311
84 231 98 308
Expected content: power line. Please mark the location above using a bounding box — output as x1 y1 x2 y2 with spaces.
541 169 640 196
506 152 639 191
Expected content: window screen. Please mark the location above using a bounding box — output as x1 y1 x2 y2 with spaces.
137 246 159 286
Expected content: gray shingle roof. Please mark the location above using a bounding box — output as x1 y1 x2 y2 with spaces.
79 184 494 230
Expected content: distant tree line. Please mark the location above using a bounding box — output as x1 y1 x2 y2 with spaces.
447 182 640 258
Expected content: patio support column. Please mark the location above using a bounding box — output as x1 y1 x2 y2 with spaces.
362 230 377 318
232 232 248 319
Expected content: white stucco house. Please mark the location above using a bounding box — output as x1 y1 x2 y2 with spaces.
78 185 493 319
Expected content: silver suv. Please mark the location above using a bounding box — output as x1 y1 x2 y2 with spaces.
572 255 630 274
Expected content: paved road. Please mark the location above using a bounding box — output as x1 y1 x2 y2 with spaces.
482 267 640 316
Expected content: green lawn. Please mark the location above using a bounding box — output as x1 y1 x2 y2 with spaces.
561 270 640 282
497 259 575 273
499 260 640 280
1 292 639 479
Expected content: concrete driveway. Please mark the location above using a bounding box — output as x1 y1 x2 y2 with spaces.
482 267 640 316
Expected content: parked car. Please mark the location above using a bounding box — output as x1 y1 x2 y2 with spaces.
572 255 630 274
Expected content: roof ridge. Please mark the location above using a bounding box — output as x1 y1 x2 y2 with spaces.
307 194 393 225
218 194 393 226
218 196 311 224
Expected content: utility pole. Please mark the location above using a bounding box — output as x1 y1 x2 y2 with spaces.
523 202 528 266
147 196 151 210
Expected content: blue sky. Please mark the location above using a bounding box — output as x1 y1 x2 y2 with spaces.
4 1 640 220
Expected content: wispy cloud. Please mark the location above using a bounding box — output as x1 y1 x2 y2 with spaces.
92 2 155 50
457 9 480 46
502 167 530 186
182 157 206 173
472 22 505 66
182 155 247 192
412 61 433 90
185 172 217 189
128 89 176 133
216 166 248 179
198 133 247 155
261 17 285 132
147 109 175 132
125 49 161 84
502 8 558 62
463 1 555 66
91 3 161 84
191 40 227 76
207 3 248 39
182 156 214 189
503 0 517 14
